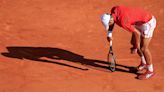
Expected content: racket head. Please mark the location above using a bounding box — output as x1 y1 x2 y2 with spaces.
107 50 116 72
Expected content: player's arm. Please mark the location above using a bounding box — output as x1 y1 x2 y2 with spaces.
121 19 141 53
133 27 141 49
107 23 115 42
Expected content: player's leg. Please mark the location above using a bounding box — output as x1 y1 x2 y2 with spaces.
136 38 147 71
141 37 153 69
133 25 147 71
137 37 155 79
137 16 156 79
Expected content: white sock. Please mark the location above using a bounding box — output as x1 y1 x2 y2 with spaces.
147 64 153 72
141 56 146 64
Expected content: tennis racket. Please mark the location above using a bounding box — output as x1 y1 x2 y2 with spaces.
107 41 116 72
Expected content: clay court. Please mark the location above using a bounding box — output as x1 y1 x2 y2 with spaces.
0 0 164 92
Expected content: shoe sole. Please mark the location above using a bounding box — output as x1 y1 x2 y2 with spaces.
137 73 155 80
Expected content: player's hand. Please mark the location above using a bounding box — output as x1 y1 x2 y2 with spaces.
107 37 112 43
130 47 138 54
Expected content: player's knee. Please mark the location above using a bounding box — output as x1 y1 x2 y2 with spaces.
141 47 145 52
141 47 149 52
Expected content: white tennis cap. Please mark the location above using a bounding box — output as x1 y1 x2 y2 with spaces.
101 13 111 30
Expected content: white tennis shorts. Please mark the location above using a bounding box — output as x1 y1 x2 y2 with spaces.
135 16 157 38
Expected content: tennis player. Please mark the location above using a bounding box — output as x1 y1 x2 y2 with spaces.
101 5 156 80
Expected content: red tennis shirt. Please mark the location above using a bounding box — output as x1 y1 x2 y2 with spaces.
111 6 152 32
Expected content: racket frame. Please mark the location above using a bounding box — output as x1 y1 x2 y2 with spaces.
108 41 116 72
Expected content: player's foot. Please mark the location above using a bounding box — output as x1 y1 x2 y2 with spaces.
137 70 155 80
137 62 147 71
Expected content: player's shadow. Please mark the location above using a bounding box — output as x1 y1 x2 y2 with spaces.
1 46 138 74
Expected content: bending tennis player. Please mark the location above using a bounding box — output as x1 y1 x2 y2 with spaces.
101 5 156 80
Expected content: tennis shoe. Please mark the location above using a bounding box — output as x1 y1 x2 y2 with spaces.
137 62 147 71
137 70 155 80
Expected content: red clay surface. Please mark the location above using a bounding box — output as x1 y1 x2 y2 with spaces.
0 0 164 92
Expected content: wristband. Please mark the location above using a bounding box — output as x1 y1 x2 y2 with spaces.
107 31 112 37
